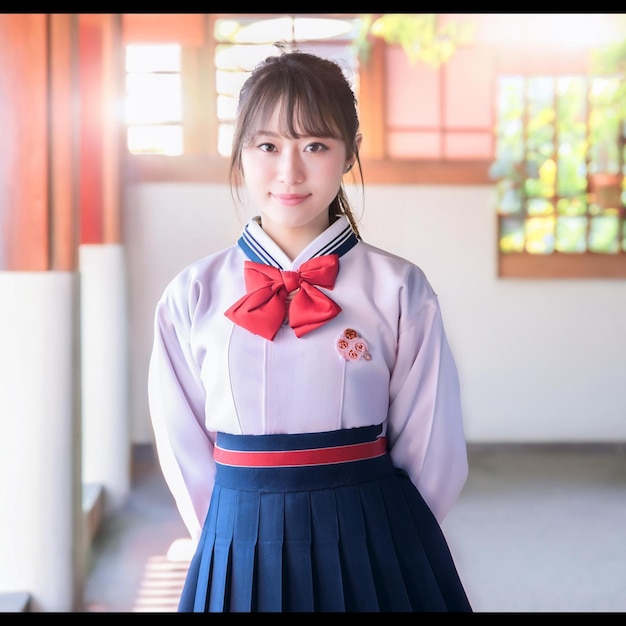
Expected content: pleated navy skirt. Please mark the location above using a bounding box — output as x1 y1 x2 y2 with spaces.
178 424 472 612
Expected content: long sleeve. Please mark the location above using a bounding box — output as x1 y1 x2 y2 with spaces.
148 283 216 544
386 282 468 524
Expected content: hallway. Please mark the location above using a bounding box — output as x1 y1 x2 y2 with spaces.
83 444 626 613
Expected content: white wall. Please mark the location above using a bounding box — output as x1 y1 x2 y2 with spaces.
124 182 626 445
0 272 84 611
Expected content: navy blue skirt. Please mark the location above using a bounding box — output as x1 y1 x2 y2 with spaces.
178 424 472 612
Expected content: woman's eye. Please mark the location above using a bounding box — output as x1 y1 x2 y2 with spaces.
258 143 277 152
305 142 328 153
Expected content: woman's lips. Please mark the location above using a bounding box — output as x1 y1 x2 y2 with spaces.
273 193 310 206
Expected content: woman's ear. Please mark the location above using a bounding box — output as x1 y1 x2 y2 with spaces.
345 133 363 172
354 133 363 155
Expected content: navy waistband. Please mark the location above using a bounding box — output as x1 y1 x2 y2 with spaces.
215 424 383 453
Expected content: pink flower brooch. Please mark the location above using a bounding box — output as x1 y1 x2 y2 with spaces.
336 328 371 361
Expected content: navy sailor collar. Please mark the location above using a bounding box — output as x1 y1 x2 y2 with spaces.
236 215 359 270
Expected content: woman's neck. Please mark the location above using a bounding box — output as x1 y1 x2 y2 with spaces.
259 217 330 262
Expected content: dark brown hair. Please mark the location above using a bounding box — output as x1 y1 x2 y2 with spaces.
228 48 363 237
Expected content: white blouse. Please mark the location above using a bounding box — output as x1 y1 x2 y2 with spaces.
148 216 469 543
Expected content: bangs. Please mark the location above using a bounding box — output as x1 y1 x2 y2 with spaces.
241 79 343 143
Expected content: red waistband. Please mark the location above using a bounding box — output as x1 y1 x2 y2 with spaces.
214 436 388 468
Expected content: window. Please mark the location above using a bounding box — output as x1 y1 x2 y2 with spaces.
121 13 494 186
491 72 626 277
382 45 493 161
123 15 361 158
125 43 183 156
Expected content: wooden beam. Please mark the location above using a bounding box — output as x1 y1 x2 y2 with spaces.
121 13 205 45
77 14 124 245
49 13 80 270
100 14 123 244
78 14 105 245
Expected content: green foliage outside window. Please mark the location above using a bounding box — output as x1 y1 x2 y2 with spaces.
490 40 626 256
353 13 474 66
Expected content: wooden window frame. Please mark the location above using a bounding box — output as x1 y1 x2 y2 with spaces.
499 252 626 279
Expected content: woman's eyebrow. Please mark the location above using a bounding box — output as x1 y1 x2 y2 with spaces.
251 129 336 140
253 129 280 137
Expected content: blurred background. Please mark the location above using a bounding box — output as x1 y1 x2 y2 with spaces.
1 13 625 612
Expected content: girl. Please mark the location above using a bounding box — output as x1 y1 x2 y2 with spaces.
148 49 472 612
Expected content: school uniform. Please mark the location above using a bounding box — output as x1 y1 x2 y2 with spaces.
148 215 472 612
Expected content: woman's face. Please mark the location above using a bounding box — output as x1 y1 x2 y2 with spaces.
240 104 354 244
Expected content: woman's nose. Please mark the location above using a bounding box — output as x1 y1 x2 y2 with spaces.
277 151 304 185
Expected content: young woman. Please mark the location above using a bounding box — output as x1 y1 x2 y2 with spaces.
148 49 472 612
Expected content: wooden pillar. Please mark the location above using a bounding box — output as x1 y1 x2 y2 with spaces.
357 35 386 160
78 13 131 514
0 13 84 612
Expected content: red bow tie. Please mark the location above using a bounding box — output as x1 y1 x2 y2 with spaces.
224 254 341 341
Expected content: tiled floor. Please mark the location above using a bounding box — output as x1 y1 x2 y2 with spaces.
83 449 192 613
83 444 626 613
